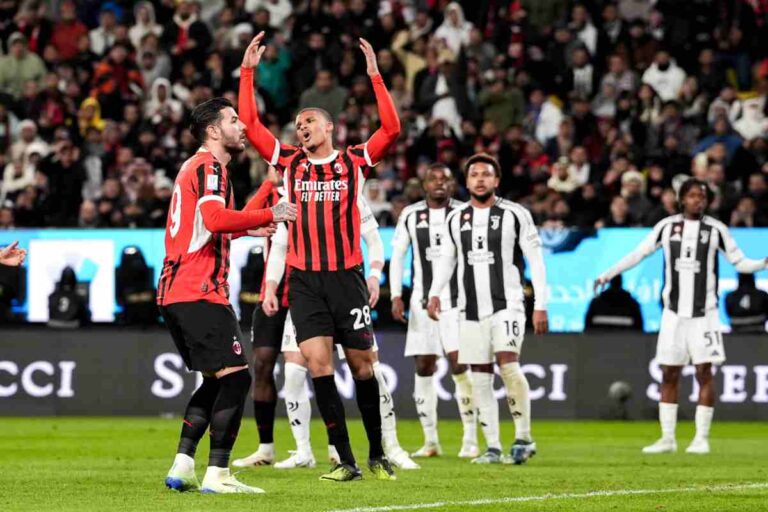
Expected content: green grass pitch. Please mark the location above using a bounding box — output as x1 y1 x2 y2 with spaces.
1 418 766 511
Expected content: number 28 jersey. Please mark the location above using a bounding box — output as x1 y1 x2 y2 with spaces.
157 149 234 306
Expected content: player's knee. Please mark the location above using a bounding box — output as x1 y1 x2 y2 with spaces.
350 364 374 380
695 366 712 383
415 357 437 376
661 366 682 384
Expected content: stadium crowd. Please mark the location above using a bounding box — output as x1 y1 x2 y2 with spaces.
0 0 767 230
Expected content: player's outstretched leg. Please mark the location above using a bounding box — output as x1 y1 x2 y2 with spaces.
165 376 220 491
451 365 478 458
274 361 316 469
374 361 420 469
201 369 265 494
470 368 502 464
499 362 536 464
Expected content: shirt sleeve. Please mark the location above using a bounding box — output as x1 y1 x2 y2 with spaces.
599 220 666 281
516 207 548 310
389 210 412 299
428 215 457 299
717 224 768 273
265 223 288 284
358 196 379 235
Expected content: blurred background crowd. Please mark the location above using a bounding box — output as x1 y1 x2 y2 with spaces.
1 0 768 231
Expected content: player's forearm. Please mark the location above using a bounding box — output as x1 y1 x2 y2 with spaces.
428 253 455 298
599 243 654 281
242 180 274 211
238 67 279 163
200 200 274 233
264 279 279 295
365 74 401 164
362 228 384 268
388 243 408 298
265 242 287 283
733 257 768 274
525 245 548 310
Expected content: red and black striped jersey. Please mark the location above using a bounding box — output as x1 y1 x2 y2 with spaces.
157 150 235 306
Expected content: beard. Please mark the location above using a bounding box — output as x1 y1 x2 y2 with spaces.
470 190 494 202
224 139 245 154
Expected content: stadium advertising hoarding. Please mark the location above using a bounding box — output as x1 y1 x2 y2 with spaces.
1 329 766 420
1 228 767 331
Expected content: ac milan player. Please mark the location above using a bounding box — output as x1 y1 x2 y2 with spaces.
159 97 296 494
239 32 401 481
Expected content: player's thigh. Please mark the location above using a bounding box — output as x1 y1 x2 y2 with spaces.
404 306 442 357
439 307 461 354
490 309 526 356
687 310 726 365
173 302 248 372
251 305 287 351
288 270 334 342
327 268 375 351
656 309 689 366
458 317 493 365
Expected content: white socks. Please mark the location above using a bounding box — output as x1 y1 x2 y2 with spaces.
374 362 401 449
694 405 714 440
283 362 312 453
172 453 195 472
451 371 476 444
499 362 531 442
414 373 439 445
471 371 501 451
659 402 678 440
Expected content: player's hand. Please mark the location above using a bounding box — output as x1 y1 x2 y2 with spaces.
242 32 267 69
367 275 380 308
270 201 297 222
593 276 608 296
533 309 549 335
0 241 26 267
262 292 279 316
266 165 282 186
247 223 276 237
359 38 379 77
427 296 441 321
391 296 406 323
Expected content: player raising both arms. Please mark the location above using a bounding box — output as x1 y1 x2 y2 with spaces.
159 97 296 494
595 178 767 455
427 153 548 465
239 32 401 481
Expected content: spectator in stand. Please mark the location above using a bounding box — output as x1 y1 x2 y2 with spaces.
129 2 164 50
725 273 768 334
585 275 643 331
161 0 212 76
599 195 636 228
434 2 472 56
297 69 348 121
0 32 46 99
51 0 88 61
621 170 653 224
642 50 686 102
89 5 118 57
547 157 580 194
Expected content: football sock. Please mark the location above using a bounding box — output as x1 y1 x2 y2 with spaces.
208 369 251 468
177 376 220 458
471 371 501 451
452 370 477 444
283 362 312 453
355 375 385 460
414 374 439 445
499 362 532 442
313 375 355 466
252 399 277 445
694 405 714 440
373 362 399 449
659 402 678 440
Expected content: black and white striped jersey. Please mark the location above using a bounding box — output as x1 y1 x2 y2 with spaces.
390 199 463 308
599 214 767 318
428 198 548 321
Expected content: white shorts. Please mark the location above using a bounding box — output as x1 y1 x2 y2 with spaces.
656 309 726 366
404 306 460 357
458 309 526 365
281 312 378 359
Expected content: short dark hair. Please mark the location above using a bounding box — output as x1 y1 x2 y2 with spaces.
426 163 452 176
464 153 501 178
678 178 713 204
296 107 333 124
189 97 233 143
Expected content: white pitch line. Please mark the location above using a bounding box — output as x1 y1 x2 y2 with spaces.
327 482 768 512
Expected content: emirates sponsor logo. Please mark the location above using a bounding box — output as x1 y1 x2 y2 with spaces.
293 179 348 191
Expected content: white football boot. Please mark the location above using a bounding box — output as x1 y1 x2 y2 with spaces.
411 442 442 458
232 444 274 467
685 437 710 454
642 437 677 454
165 453 200 492
200 467 265 494
273 450 317 469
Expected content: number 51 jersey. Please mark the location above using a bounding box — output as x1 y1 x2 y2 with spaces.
157 149 235 307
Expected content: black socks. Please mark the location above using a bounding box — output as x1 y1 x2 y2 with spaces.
313 375 355 466
208 370 251 468
177 376 220 458
355 376 384 460
253 400 277 444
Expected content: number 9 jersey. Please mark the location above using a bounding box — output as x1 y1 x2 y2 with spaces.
158 149 235 307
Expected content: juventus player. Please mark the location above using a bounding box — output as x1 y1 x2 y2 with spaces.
239 33 400 481
595 179 768 455
427 153 548 465
158 98 296 494
389 164 478 459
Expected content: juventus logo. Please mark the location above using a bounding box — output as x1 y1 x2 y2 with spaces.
490 215 500 230
700 230 710 244
287 401 299 412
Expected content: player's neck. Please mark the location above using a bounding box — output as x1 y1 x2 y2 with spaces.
470 194 496 209
683 212 702 221
305 140 335 161
201 143 232 166
427 197 449 209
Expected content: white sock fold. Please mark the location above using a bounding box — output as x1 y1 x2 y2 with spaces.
452 371 477 444
659 402 678 440
374 362 400 449
499 362 531 442
414 373 439 444
283 362 312 453
695 405 714 440
470 371 501 451
173 453 195 471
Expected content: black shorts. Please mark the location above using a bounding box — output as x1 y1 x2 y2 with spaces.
160 301 247 372
288 266 374 350
250 304 288 350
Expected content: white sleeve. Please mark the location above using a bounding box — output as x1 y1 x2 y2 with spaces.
717 225 767 273
599 221 665 281
265 223 288 284
389 212 412 299
358 196 379 235
517 208 548 310
362 227 384 267
427 217 457 299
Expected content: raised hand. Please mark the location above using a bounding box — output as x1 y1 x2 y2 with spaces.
0 241 26 267
241 32 267 69
270 201 297 223
358 37 379 77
